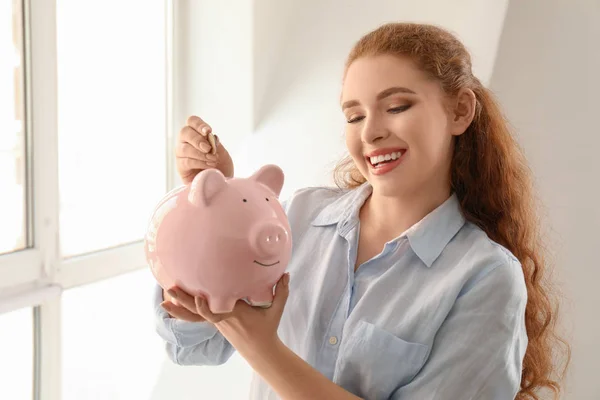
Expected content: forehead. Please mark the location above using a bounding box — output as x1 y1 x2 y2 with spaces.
341 54 433 101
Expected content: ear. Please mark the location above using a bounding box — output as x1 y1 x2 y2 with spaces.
188 169 228 207
250 164 284 197
449 88 476 136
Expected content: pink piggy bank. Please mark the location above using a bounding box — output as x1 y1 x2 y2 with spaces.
144 164 292 314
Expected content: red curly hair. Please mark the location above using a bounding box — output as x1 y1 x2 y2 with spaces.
334 22 570 399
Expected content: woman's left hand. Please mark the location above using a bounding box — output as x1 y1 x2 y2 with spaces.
165 272 290 358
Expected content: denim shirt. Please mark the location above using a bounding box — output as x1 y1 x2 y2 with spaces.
153 183 528 400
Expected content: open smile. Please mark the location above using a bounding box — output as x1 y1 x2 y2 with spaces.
253 260 280 267
364 148 408 176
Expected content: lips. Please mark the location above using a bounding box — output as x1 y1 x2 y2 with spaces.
364 147 408 176
364 147 407 167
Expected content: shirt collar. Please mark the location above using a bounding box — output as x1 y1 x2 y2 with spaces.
311 182 372 227
311 183 465 268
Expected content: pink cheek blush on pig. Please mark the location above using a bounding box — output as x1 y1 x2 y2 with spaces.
144 164 292 314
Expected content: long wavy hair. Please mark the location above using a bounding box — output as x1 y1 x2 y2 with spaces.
334 22 570 399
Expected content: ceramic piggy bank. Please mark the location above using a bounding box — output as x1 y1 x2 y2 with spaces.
144 164 292 314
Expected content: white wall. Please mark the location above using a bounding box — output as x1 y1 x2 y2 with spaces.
171 0 254 159
489 1 600 399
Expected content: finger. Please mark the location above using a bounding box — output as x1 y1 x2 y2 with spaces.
270 273 290 315
167 287 200 315
179 133 212 154
180 126 212 153
176 142 217 161
186 116 212 137
178 157 217 171
161 301 205 322
195 296 231 323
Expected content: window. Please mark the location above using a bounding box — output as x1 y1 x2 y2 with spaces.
61 269 165 400
0 0 27 255
0 307 34 400
56 0 167 257
1 0 174 398
61 269 255 399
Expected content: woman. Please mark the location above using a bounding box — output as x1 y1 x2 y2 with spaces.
155 22 568 399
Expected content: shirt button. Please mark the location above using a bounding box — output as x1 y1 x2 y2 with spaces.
328 336 338 345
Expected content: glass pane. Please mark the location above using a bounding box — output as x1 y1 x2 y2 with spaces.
61 269 165 399
0 0 27 255
0 307 34 400
57 0 167 257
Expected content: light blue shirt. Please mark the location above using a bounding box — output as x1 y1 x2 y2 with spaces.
153 183 528 400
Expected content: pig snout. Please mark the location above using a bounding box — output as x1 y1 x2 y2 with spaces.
251 220 288 261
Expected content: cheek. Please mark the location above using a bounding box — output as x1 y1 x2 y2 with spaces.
345 128 362 158
403 110 451 161
345 128 370 173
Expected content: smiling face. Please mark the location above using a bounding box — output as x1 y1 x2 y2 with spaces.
341 54 460 199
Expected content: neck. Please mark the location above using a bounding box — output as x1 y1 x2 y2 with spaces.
360 183 452 241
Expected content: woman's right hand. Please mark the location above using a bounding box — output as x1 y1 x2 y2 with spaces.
176 116 235 184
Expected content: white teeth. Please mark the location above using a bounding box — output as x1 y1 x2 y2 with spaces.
369 151 403 165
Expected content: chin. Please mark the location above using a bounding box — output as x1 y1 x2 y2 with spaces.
365 173 401 195
364 166 416 198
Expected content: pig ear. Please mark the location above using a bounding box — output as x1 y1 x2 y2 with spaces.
188 169 228 207
250 164 284 197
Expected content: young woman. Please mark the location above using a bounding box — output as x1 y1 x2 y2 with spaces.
155 22 568 400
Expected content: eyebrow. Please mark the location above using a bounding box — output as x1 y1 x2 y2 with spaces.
341 86 417 110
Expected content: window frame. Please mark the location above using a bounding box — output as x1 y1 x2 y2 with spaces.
0 1 176 399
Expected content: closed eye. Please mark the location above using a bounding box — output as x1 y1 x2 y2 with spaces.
347 115 364 124
388 105 411 114
347 105 411 124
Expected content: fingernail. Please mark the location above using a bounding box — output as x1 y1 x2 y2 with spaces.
206 162 217 167
285 273 290 286
205 154 217 161
161 302 171 311
202 126 210 135
167 289 177 299
199 143 211 152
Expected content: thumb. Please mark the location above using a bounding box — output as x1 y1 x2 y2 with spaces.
270 273 290 315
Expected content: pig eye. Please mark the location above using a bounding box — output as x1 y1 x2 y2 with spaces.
243 199 247 202
265 198 269 201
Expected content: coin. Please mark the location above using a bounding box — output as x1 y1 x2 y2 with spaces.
207 132 217 155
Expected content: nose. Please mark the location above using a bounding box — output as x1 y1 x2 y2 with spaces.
251 220 288 260
361 114 390 144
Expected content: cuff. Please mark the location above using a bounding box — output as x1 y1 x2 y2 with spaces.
153 283 219 347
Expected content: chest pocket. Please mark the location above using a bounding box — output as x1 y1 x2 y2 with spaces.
333 319 429 400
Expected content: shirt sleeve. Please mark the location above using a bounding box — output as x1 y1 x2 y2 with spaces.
391 259 529 400
153 283 236 366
